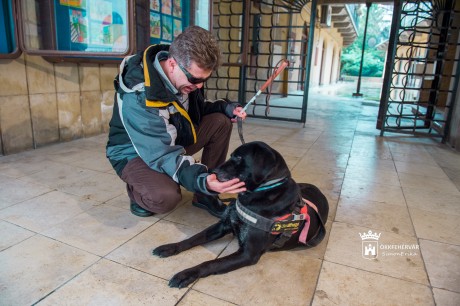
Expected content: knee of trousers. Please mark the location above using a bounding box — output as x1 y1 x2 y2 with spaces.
141 190 182 214
213 113 232 133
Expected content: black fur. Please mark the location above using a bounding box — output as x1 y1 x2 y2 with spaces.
152 141 329 288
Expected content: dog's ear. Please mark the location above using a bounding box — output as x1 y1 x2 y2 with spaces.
251 143 290 185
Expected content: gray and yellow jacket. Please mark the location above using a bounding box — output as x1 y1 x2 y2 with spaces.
106 44 238 194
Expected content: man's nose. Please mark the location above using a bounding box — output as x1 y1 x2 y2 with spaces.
195 82 204 89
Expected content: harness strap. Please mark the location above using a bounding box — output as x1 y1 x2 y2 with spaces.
235 199 274 232
298 198 318 244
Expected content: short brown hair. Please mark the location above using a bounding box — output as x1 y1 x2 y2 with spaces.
169 26 221 71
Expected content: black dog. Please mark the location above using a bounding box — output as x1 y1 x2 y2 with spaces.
153 141 329 288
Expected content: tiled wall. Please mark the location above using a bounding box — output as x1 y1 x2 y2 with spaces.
0 54 118 155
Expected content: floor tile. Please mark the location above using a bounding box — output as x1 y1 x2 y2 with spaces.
297 149 349 169
291 167 345 193
395 161 449 179
164 201 223 230
344 166 400 186
335 197 415 236
340 178 406 206
42 205 157 256
68 150 113 172
312 261 434 306
193 239 323 305
398 172 460 195
391 151 438 165
324 222 428 285
54 172 126 203
0 220 35 251
65 137 108 152
403 187 460 216
409 208 460 245
0 178 52 209
38 259 185 306
19 163 100 190
0 156 57 179
177 290 237 306
349 146 392 160
420 239 460 292
347 155 396 171
104 192 131 210
0 190 99 232
432 288 460 306
106 220 233 280
0 235 99 305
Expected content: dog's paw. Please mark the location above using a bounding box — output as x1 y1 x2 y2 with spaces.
168 269 200 288
152 243 180 258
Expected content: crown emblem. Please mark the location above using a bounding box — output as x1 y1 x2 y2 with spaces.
359 230 381 240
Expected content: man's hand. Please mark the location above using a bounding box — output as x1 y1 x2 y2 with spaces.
206 174 246 194
231 106 247 123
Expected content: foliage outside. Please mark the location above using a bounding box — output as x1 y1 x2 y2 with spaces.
340 4 392 77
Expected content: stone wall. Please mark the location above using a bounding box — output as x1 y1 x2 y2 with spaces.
0 54 118 155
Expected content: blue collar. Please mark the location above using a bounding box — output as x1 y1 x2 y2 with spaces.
253 177 288 192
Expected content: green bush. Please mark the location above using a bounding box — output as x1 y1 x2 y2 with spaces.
340 4 391 77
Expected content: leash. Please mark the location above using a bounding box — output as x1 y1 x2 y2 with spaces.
237 59 289 144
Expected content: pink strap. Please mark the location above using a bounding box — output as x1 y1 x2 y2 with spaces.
298 198 318 244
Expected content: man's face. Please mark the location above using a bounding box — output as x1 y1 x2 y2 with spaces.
173 58 212 94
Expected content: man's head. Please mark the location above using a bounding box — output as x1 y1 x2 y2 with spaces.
165 26 221 94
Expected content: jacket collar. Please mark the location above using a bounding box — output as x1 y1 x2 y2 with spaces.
143 44 177 103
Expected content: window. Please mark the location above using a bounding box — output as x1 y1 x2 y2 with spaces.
0 0 20 58
17 0 134 61
148 0 190 45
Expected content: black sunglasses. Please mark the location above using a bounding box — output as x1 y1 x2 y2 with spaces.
174 57 211 85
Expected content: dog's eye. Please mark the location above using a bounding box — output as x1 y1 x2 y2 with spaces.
233 155 242 163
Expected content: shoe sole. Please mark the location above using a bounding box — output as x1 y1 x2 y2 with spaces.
192 202 225 218
130 208 154 217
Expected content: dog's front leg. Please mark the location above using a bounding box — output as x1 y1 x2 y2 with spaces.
152 221 231 258
169 242 264 288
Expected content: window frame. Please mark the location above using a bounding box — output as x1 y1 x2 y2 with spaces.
16 0 137 63
0 0 21 59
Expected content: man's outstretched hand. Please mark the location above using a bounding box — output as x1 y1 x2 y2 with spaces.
206 174 246 194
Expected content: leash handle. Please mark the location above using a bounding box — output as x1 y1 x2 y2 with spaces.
240 59 289 114
260 59 289 91
237 116 245 144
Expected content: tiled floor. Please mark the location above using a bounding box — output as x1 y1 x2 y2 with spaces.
1 87 460 305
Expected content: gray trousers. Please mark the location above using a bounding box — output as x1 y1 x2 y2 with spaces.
120 113 233 213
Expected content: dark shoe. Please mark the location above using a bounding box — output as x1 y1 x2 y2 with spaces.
130 201 154 217
192 194 227 218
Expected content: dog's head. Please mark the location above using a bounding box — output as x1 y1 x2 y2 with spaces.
213 141 290 191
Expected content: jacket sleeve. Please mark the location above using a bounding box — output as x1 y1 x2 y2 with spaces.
119 92 214 195
202 98 241 118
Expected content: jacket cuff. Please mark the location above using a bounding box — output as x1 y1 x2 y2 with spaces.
177 162 215 194
223 99 241 118
196 173 217 195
